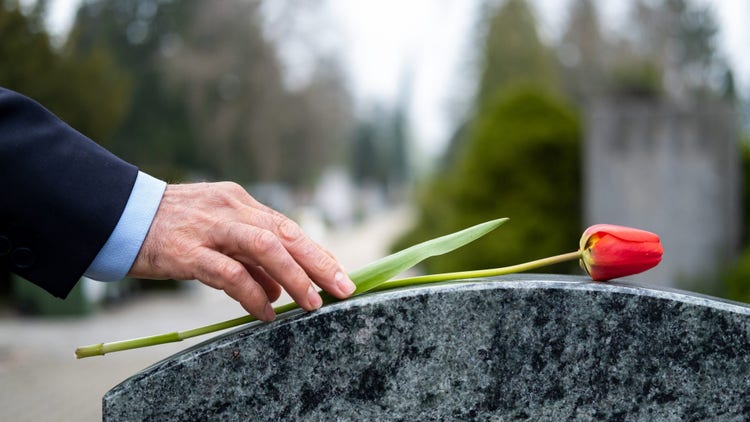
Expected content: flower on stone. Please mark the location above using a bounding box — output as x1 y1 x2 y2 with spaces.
579 224 663 281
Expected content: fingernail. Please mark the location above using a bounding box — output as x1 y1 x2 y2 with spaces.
336 272 356 295
263 303 276 322
308 285 323 309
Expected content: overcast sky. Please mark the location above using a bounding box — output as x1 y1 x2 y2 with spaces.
43 0 750 157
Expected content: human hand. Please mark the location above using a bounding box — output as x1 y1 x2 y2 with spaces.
127 182 356 321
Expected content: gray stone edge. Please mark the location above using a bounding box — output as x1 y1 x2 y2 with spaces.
105 273 750 401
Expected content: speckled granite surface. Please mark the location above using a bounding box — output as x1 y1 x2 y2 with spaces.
103 275 750 421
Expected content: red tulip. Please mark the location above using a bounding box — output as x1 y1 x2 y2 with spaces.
579 224 663 281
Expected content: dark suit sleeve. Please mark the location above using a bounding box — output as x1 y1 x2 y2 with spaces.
0 88 138 298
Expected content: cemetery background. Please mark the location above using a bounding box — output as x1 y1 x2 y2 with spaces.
2 0 750 420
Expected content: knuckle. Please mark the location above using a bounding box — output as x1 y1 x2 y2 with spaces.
221 181 246 196
216 260 246 287
173 232 198 256
208 182 247 206
277 219 303 243
313 251 336 274
252 229 281 255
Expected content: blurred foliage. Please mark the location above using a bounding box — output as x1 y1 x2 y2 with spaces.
394 87 580 274
475 0 558 107
723 250 750 302
628 0 724 99
350 102 410 196
0 1 129 142
66 0 200 180
398 0 579 274
610 60 663 99
558 0 605 103
398 0 733 279
67 0 353 185
722 139 750 302
443 0 558 169
558 0 728 103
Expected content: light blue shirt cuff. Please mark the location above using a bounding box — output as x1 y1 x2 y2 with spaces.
85 171 167 282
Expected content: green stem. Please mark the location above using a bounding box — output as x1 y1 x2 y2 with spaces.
75 250 582 358
75 302 301 359
372 250 583 291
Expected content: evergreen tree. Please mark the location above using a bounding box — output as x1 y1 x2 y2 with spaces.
558 0 607 103
475 0 558 107
0 2 128 142
620 0 726 101
395 88 581 273
443 0 559 168
68 0 353 185
394 1 579 274
68 0 202 180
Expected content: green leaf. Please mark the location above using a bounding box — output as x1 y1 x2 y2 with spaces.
349 218 508 294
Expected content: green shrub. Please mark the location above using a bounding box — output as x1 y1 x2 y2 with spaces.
721 139 750 302
395 86 581 274
722 249 750 302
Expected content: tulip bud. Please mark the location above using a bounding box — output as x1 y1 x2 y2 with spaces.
579 224 663 281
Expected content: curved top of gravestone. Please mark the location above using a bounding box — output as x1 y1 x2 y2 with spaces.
103 275 750 421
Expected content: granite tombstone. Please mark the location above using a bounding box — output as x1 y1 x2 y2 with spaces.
103 275 750 420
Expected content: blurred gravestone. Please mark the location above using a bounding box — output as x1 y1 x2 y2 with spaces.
584 99 740 288
103 276 750 420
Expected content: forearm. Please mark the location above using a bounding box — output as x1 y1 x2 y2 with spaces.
0 87 139 297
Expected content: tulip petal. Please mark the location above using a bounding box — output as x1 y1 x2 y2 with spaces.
588 235 662 265
584 224 660 244
580 224 663 281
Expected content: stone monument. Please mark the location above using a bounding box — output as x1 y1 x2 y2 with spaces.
584 99 739 288
103 275 750 420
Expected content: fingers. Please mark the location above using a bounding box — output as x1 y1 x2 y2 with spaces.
224 203 356 300
194 248 276 322
275 218 356 299
214 222 326 311
245 264 282 302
